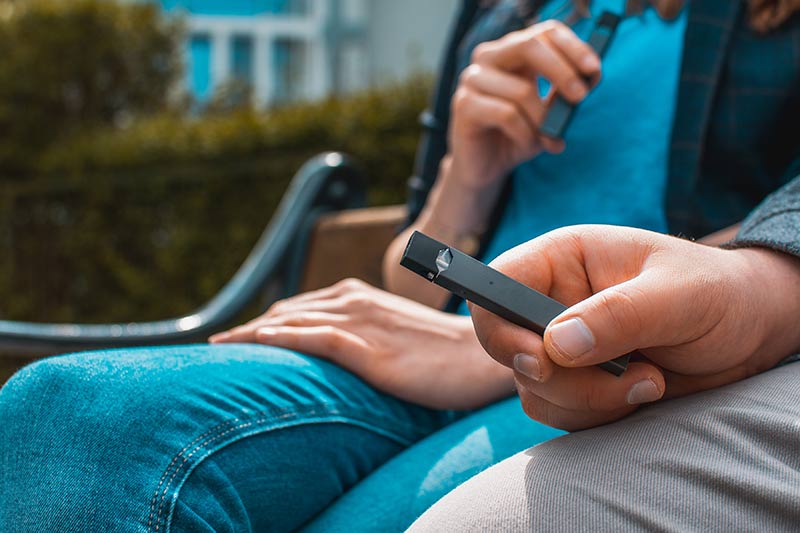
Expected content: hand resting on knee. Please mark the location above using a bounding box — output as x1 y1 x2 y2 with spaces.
210 278 515 411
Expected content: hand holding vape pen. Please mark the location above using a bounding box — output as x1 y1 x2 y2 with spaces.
539 11 620 139
400 231 630 376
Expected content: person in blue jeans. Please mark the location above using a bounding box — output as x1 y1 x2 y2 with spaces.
2 0 799 531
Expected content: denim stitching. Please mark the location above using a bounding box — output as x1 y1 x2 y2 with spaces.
146 416 248 530
154 412 299 531
152 409 422 532
147 404 430 532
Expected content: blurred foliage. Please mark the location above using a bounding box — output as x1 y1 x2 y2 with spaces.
0 76 430 323
38 76 429 206
0 0 428 326
0 0 182 176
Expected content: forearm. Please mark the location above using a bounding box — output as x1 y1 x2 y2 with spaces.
733 247 800 374
383 156 505 307
724 173 800 371
688 218 790 374
444 314 517 406
696 221 796 374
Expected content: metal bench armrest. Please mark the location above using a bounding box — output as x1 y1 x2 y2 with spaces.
0 152 367 356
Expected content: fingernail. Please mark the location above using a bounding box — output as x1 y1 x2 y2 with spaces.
582 54 600 71
208 333 226 343
548 318 594 361
257 327 277 336
513 354 542 381
627 379 661 405
568 80 587 100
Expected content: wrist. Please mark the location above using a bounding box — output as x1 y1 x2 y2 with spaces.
418 214 484 256
735 247 800 371
452 315 516 397
419 180 488 248
437 153 504 196
416 154 504 252
446 151 508 192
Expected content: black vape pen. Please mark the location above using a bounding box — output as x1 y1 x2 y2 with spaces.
401 231 630 376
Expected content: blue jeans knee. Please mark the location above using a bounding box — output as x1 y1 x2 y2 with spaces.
0 344 453 532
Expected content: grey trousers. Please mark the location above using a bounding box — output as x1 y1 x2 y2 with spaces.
410 363 800 532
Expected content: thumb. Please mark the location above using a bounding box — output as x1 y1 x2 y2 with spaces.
544 271 688 367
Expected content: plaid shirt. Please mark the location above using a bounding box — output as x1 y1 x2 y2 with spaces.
407 0 800 239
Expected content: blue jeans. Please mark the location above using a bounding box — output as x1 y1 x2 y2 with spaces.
0 344 564 532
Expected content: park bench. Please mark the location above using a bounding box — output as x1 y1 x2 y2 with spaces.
0 152 405 375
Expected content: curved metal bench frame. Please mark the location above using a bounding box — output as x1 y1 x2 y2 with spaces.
0 152 367 356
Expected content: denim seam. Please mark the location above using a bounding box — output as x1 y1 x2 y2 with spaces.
146 402 428 530
147 403 430 532
153 410 420 532
147 417 242 529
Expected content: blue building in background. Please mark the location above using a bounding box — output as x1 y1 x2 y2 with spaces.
160 0 302 16
157 0 325 106
148 0 458 107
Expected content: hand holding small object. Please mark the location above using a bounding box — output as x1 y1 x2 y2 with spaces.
469 225 800 430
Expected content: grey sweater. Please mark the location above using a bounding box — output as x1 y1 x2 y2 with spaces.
730 175 800 256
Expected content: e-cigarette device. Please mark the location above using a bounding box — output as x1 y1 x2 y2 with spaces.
539 11 621 139
400 231 630 376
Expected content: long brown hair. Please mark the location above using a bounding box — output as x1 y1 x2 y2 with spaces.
514 0 800 33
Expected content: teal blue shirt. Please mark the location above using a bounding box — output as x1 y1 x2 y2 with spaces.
457 0 688 314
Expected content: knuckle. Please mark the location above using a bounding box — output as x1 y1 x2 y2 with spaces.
539 405 566 429
342 292 373 310
336 277 364 292
545 19 570 37
321 326 345 353
482 330 500 359
278 327 298 345
524 34 546 54
459 64 482 87
597 288 646 336
518 390 542 421
278 312 307 327
227 325 247 337
519 390 558 427
347 277 367 287
471 41 494 63
583 383 609 412
513 82 537 104
498 104 518 125
562 72 582 88
482 327 514 367
451 87 474 114
266 299 288 316
537 19 560 33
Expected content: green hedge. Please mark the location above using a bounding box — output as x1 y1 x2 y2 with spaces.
0 0 182 176
0 77 431 323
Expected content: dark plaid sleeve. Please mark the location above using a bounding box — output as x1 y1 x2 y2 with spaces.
726 161 800 257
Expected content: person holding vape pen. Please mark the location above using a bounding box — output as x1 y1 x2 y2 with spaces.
411 209 800 530
2 0 799 531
